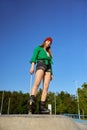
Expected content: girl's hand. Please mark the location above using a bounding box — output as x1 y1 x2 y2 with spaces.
29 62 35 74
30 67 34 74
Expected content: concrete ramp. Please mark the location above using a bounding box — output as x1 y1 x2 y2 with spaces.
0 115 87 130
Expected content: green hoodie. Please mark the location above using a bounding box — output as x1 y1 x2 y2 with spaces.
30 46 53 74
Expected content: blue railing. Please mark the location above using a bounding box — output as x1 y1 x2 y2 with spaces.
64 113 87 120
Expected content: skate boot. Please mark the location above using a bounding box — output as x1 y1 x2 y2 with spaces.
39 101 50 114
28 95 36 114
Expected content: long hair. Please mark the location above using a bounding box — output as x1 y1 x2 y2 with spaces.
40 42 53 57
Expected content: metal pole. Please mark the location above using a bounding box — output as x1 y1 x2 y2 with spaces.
29 75 32 95
77 88 80 119
55 94 56 115
7 98 10 114
75 81 80 119
0 91 4 115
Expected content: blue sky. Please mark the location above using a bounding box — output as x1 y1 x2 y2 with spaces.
0 0 87 95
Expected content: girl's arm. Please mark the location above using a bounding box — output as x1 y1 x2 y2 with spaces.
30 47 40 63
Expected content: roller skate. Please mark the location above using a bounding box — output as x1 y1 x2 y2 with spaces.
39 101 50 114
28 95 36 114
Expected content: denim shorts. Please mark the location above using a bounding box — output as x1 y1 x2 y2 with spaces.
36 61 51 73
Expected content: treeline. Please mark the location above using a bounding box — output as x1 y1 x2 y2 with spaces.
0 82 87 115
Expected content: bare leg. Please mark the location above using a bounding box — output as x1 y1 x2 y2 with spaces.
30 69 44 96
41 72 51 101
39 72 51 114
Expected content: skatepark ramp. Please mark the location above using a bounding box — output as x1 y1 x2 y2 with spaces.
0 115 87 130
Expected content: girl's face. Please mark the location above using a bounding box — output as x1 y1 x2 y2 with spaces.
44 40 52 48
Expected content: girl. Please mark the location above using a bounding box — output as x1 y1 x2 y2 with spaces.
28 37 53 114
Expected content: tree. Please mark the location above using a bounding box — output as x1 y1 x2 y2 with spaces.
78 82 87 115
56 91 77 114
1 88 86 115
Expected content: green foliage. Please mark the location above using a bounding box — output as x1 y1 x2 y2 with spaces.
78 82 87 115
0 83 87 115
0 91 29 114
55 91 77 114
